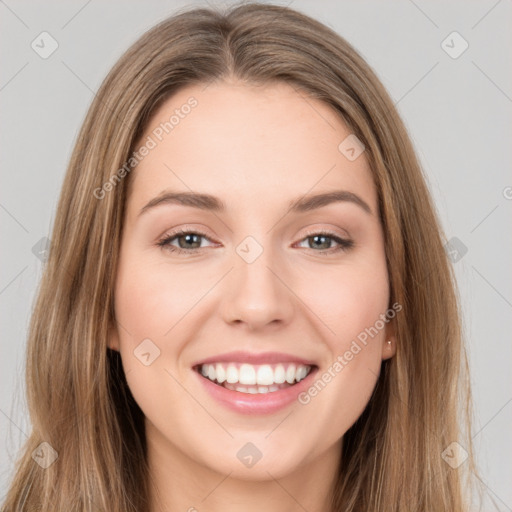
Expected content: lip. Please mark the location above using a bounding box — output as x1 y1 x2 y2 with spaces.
194 365 319 415
193 350 317 367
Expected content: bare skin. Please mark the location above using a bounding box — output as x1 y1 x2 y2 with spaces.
108 78 396 512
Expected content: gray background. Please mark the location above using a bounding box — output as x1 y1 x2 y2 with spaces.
1 0 511 509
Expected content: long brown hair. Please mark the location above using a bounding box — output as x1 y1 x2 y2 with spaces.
2 2 480 510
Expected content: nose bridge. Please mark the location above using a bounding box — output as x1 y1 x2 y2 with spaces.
220 234 294 329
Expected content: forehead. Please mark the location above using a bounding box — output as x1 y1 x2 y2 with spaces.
127 80 376 217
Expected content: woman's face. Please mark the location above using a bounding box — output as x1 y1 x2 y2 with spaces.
109 79 396 480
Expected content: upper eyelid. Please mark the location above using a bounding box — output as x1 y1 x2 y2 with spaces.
157 225 214 243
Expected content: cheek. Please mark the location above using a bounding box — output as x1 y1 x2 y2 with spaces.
297 258 389 346
114 252 196 339
113 253 204 438
296 264 389 439
294 251 389 413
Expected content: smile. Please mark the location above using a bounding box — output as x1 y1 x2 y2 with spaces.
196 362 313 394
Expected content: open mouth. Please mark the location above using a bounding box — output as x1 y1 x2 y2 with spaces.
194 362 317 394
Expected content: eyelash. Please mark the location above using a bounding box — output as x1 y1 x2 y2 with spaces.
156 228 354 256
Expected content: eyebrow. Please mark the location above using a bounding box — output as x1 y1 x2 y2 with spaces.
138 189 372 217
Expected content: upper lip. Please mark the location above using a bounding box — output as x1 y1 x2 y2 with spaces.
193 351 317 367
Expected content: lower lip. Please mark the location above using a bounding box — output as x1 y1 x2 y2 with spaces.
194 367 318 415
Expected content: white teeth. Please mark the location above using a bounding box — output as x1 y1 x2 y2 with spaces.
239 364 257 385
198 362 313 389
296 365 308 381
274 364 286 384
256 365 274 386
285 364 296 384
226 365 238 384
216 363 226 383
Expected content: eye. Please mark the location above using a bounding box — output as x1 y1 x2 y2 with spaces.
157 229 216 255
157 229 354 256
295 230 354 255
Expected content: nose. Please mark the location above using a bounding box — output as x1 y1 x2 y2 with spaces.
219 244 295 331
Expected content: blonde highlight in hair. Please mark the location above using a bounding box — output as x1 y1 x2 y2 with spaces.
2 3 480 511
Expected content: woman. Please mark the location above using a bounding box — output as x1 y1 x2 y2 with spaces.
1 2 480 511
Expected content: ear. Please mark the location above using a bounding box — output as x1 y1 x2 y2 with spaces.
107 323 120 352
381 318 397 360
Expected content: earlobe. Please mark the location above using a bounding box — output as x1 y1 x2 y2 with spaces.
382 338 396 360
107 325 120 352
382 320 397 360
